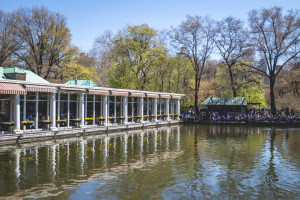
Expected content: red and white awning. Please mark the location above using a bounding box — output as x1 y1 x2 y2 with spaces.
88 89 110 95
111 91 128 96
146 93 159 98
171 95 181 99
160 95 171 99
130 92 145 97
60 87 86 92
0 83 27 95
26 85 56 93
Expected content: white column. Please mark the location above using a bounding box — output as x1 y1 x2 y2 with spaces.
100 96 103 117
50 93 57 130
47 93 50 120
159 98 162 115
35 92 39 130
140 97 144 122
10 98 13 122
14 94 21 133
67 93 70 127
93 95 95 125
23 95 26 121
76 94 78 118
79 93 85 128
23 95 26 130
147 98 149 116
85 94 87 125
107 96 110 117
166 98 170 121
177 99 180 114
103 95 108 125
123 96 128 123
131 97 134 117
114 96 117 120
57 92 60 121
154 98 158 121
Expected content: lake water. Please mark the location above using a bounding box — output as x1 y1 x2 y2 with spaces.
0 125 300 199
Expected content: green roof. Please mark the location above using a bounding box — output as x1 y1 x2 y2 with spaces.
3 67 25 74
65 79 99 87
201 97 247 106
0 67 50 84
22 69 50 84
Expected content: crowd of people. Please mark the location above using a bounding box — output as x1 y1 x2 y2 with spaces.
182 107 300 123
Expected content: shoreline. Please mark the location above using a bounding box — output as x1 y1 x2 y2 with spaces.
181 120 300 127
0 120 180 146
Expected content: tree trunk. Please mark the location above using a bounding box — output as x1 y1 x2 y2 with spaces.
270 79 276 115
228 66 237 97
194 74 199 112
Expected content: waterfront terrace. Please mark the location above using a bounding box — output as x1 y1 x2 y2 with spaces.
0 67 184 142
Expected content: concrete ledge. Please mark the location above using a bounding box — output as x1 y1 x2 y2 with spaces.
0 120 180 146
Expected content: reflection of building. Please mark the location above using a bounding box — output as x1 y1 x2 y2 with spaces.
0 67 184 134
201 97 247 113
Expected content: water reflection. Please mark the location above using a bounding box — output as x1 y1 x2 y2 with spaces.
0 125 300 199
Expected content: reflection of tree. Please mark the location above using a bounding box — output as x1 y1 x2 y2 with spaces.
266 129 278 186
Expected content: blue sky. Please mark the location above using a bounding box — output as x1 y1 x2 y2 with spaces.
1 0 299 53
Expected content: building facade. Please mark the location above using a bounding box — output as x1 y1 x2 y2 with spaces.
0 67 184 134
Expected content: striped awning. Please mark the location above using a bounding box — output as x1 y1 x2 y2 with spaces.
60 87 86 92
88 89 110 95
26 85 56 93
146 93 159 98
160 94 171 99
171 95 181 99
130 92 145 97
0 83 27 95
111 91 128 96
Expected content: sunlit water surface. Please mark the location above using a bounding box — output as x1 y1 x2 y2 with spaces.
0 125 300 199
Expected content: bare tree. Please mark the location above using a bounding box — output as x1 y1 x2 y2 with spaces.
170 15 215 111
248 7 300 115
0 10 19 66
13 6 72 79
91 30 115 86
215 16 255 97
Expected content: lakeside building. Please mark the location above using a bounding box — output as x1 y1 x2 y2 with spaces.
0 67 184 134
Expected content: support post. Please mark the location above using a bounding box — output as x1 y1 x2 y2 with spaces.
57 92 60 127
93 95 95 125
177 99 180 117
85 94 87 125
35 92 38 130
140 97 144 122
50 93 57 130
114 96 117 122
23 95 26 130
14 94 21 134
154 98 158 121
123 96 128 123
79 93 85 128
67 93 70 127
103 95 108 125
166 98 170 121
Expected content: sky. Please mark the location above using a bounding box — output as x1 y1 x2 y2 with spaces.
1 0 299 53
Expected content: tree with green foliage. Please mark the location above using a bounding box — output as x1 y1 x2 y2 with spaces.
110 24 166 90
215 63 266 107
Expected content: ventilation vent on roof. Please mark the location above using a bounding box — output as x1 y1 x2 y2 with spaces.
3 67 26 81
